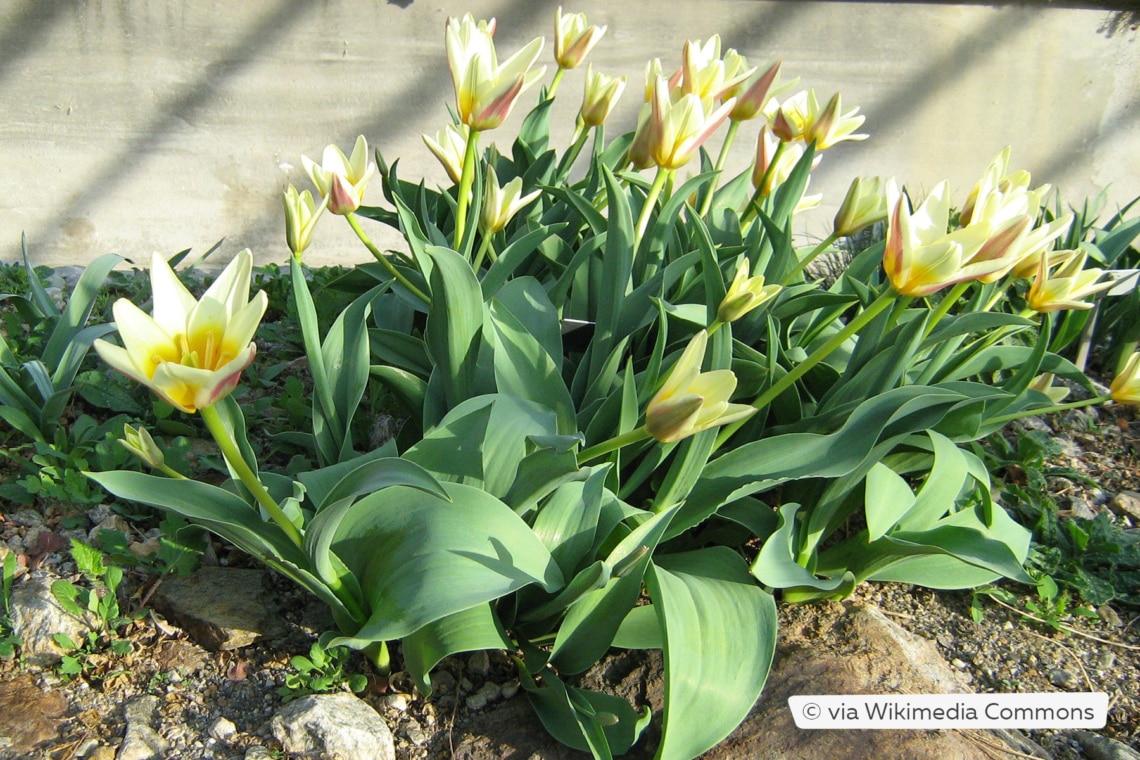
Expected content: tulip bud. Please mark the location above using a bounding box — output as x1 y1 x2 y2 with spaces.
554 7 606 69
833 177 889 237
717 259 781 323
423 123 469 185
1027 249 1112 312
1110 352 1140 405
283 184 326 259
579 65 626 128
481 166 541 234
724 59 786 122
119 424 165 469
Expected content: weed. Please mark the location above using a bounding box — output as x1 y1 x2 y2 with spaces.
0 551 21 659
277 636 368 702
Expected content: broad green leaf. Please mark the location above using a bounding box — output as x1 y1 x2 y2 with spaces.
522 667 651 759
42 253 123 370
329 481 563 645
864 463 916 542
424 246 484 415
315 286 379 464
402 604 511 696
611 604 662 650
531 466 609 579
648 548 777 760
752 503 848 591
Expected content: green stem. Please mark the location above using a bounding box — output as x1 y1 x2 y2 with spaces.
454 130 481 249
635 168 671 247
471 233 495 271
157 463 187 480
986 395 1111 428
697 119 740 218
782 231 840 285
557 120 591 180
364 641 391 675
199 404 302 548
578 427 652 466
548 68 566 100
345 213 430 304
715 288 897 450
923 280 972 338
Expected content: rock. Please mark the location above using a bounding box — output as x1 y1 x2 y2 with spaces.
209 716 237 742
1066 496 1097 520
151 567 286 651
1109 490 1140 521
1074 730 1140 760
1097 605 1124 629
270 693 395 760
466 649 490 676
1049 668 1078 688
9 510 45 528
466 682 503 711
244 749 275 760
117 696 168 760
0 675 69 756
8 571 94 666
87 514 131 544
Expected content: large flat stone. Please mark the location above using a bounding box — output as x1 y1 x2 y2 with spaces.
152 567 286 651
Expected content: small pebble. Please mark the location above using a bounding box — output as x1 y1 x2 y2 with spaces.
383 693 409 712
467 650 490 676
951 658 968 669
1049 668 1078 688
1097 605 1123 628
208 716 237 742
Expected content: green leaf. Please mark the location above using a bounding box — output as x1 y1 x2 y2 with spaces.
752 503 849 591
522 667 651 758
647 548 777 760
402 604 511 696
423 246 484 417
328 481 563 645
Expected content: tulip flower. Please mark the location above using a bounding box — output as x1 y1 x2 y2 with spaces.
751 125 819 197
481 166 541 234
679 35 754 106
1110 352 1140 405
833 176 889 237
641 75 735 171
283 184 326 259
717 259 782 323
554 7 605 69
721 57 790 122
883 181 997 297
770 90 867 150
302 135 376 215
423 123 470 185
579 65 626 128
645 330 756 443
446 13 545 132
1027 249 1112 312
1028 373 1070 404
95 250 268 414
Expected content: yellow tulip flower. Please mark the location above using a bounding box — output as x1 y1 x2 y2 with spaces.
422 123 470 185
645 330 756 443
833 176 889 237
717 259 782 323
883 181 997 297
1027 250 1112 312
302 135 376 215
1110 352 1140 405
679 35 754 106
554 7 605 69
481 166 542 234
94 250 268 414
720 57 791 122
644 75 736 171
770 90 867 150
446 13 545 131
579 65 626 128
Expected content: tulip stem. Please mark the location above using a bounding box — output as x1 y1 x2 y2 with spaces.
345 213 430 304
986 395 1110 428
635 168 671 247
454 130 481 250
199 404 303 548
471 233 496 271
742 140 786 225
782 231 840 285
548 68 566 100
697 120 740 218
715 288 896 450
924 281 972 338
557 119 591 180
578 427 651 466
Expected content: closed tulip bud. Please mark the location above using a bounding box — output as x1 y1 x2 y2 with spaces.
554 7 605 69
1110 352 1140 405
722 58 789 122
644 330 756 443
1027 249 1112 312
717 259 781 323
283 184 326 259
120 424 165 469
302 135 376 216
481 166 541 233
579 65 626 127
833 176 889 237
423 123 470 184
94 250 267 414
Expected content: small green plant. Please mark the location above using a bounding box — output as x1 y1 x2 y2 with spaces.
50 539 140 679
0 551 22 659
94 515 204 579
278 637 368 702
972 575 1100 633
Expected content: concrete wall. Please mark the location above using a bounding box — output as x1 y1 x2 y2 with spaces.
2 1 1138 269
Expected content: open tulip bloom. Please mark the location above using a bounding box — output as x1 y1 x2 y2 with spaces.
302 135 376 215
447 13 546 132
94 250 268 414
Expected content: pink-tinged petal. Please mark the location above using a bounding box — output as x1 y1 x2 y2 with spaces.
472 74 526 131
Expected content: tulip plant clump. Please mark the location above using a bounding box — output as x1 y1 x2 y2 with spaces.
87 9 1140 759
